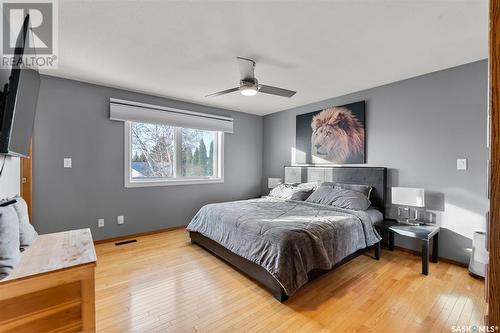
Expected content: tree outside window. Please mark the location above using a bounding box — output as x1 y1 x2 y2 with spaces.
131 122 217 179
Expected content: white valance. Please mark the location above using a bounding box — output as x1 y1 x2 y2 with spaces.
109 98 234 133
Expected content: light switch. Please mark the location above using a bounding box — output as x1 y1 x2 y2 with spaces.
457 158 467 171
63 158 72 168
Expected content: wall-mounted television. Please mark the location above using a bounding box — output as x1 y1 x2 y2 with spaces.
0 14 40 157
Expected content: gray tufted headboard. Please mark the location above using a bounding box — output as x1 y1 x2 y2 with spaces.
284 166 388 217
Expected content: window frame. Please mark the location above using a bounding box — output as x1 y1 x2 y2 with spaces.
124 121 224 188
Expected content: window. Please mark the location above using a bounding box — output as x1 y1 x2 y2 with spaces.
125 121 223 187
110 98 232 187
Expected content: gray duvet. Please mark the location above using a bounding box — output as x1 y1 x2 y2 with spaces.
186 198 381 296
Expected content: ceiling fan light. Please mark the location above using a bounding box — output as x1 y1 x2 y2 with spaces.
240 86 258 96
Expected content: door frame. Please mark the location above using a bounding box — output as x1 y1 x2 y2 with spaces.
489 0 500 326
19 142 32 222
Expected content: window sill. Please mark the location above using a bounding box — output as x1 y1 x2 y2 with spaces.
125 178 224 188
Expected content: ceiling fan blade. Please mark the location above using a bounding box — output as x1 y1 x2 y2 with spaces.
237 57 256 81
258 85 296 98
205 87 240 97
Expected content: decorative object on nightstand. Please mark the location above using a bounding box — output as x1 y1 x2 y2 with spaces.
268 178 282 189
374 219 439 275
391 187 426 225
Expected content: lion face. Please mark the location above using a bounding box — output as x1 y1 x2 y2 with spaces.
310 107 365 164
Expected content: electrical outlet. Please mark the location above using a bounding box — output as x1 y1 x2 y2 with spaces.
117 215 124 225
98 218 104 228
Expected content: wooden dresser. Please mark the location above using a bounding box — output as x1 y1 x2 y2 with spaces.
0 228 97 332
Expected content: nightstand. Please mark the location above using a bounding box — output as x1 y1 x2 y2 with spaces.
374 219 440 275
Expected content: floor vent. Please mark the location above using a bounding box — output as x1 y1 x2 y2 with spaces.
115 239 137 246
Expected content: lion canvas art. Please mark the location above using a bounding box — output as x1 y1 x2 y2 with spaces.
295 101 366 164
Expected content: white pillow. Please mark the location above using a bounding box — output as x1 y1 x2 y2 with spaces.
269 183 315 201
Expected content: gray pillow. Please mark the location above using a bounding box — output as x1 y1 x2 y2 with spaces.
306 187 371 210
12 196 37 250
291 182 317 200
319 182 372 198
0 205 21 279
306 187 336 205
290 188 314 201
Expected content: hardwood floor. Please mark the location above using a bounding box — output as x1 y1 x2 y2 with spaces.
95 228 485 332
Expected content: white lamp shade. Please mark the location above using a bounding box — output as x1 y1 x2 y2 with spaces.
268 178 282 189
391 187 425 207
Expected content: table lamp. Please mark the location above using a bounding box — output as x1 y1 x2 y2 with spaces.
391 187 425 225
268 178 282 189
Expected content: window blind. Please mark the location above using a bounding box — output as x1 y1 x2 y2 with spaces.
109 98 234 133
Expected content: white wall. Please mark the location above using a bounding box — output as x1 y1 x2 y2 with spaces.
0 156 20 199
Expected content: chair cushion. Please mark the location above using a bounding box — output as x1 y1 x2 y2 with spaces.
12 196 38 250
0 205 21 279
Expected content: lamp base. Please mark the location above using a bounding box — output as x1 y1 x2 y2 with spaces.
396 219 422 226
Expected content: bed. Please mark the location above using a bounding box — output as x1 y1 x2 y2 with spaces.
187 166 387 302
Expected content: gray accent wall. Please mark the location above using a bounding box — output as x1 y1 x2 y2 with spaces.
33 75 263 241
262 60 489 264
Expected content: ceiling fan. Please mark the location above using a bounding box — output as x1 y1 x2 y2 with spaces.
206 57 296 98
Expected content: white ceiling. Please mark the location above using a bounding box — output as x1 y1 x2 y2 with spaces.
46 0 488 116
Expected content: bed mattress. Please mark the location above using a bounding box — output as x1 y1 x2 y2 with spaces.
187 198 382 296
